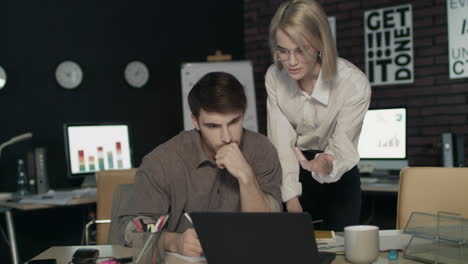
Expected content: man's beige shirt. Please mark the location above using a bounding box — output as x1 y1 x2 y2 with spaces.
118 129 282 238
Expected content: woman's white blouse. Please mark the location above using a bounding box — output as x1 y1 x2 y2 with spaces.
266 58 372 202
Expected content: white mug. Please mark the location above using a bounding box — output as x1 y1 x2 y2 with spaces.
344 225 379 264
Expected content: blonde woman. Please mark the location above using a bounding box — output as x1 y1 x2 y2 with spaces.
266 0 371 231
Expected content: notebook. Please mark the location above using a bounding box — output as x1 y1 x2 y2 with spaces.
190 212 335 264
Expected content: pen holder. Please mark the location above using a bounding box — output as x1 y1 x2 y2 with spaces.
132 231 165 264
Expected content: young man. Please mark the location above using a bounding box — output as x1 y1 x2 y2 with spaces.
118 72 282 257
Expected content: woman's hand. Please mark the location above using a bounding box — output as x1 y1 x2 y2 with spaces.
294 147 335 177
286 196 303 212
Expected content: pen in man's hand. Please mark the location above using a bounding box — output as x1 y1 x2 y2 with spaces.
184 212 193 224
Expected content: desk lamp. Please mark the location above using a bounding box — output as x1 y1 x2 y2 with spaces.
0 132 33 159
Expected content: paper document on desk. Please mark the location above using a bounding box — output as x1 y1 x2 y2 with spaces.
317 235 344 253
379 229 412 251
18 188 96 205
165 252 207 262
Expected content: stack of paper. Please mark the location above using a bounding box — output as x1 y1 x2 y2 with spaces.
315 231 345 253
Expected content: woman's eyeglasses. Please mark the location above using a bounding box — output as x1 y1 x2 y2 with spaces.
276 46 311 63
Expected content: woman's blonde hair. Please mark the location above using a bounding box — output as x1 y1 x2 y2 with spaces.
269 0 337 81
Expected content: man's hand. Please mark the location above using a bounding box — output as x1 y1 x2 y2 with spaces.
215 143 254 182
215 143 271 212
294 147 335 177
286 196 303 213
166 228 202 257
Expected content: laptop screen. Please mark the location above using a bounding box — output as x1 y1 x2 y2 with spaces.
191 212 321 264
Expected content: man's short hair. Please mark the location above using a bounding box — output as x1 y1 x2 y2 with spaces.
188 72 247 118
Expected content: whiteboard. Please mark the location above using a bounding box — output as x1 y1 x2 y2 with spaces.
180 61 258 132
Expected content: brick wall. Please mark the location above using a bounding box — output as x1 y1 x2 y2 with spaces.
244 0 467 166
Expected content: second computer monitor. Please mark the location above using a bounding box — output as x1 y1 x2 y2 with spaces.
358 107 408 173
64 122 133 181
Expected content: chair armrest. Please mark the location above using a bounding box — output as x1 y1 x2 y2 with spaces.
85 219 111 245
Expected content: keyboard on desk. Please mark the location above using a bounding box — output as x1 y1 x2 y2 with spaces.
360 177 379 184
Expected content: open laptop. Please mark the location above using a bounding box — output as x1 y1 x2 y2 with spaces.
191 212 335 264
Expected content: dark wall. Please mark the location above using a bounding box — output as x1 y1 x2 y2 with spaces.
244 0 467 167
0 1 244 262
0 0 244 191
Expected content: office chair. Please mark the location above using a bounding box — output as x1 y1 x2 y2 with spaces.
396 167 468 230
85 168 137 245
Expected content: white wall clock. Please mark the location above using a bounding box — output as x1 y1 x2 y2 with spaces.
55 60 83 89
124 61 149 88
0 65 6 90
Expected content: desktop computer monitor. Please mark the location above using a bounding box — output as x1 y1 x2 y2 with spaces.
358 107 408 174
64 122 133 184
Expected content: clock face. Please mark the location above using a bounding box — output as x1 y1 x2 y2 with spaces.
55 60 83 89
0 66 6 90
124 61 149 88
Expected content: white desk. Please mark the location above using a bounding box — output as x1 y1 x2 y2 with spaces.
0 195 96 264
31 245 207 264
31 245 132 264
31 245 418 264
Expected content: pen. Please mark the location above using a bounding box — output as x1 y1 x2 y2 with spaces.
311 219 324 225
154 214 170 232
147 224 155 232
184 212 193 224
133 218 143 232
139 218 147 232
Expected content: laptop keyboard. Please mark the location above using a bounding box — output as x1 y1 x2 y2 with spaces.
318 252 336 264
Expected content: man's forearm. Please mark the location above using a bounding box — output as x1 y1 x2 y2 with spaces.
238 172 271 212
